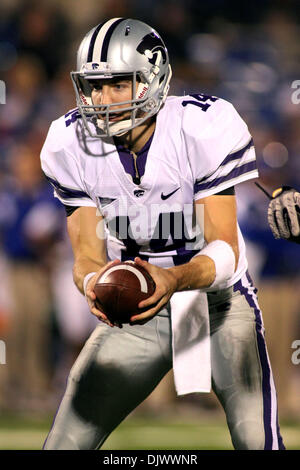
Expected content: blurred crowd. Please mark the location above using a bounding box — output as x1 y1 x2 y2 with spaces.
0 0 300 419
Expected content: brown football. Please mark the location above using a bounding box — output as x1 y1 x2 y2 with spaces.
93 261 156 324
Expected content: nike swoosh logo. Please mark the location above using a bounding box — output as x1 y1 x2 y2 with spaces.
161 187 180 200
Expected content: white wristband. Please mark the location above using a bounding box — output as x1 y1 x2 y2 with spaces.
200 240 236 290
83 272 97 296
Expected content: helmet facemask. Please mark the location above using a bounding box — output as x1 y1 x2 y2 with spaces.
71 64 172 138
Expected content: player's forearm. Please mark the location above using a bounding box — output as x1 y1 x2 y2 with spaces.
168 255 216 292
168 240 239 292
73 255 106 294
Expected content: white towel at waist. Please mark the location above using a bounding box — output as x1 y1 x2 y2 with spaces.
170 290 211 396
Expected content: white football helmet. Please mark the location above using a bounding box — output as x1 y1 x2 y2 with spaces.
71 18 172 138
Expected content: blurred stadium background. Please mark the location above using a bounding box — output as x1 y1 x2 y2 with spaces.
0 0 300 450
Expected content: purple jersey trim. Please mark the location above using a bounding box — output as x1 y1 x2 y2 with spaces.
114 134 154 183
220 138 254 167
194 160 257 194
44 173 91 200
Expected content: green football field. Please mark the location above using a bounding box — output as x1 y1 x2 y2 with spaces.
0 413 299 450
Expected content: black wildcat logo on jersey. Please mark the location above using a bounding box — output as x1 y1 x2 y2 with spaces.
134 189 145 198
136 33 167 65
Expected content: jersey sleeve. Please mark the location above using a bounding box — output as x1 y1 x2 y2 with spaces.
40 119 97 208
182 96 258 200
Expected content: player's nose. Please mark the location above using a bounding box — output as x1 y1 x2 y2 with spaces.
99 86 112 105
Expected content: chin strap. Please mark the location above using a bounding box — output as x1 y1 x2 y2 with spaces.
96 117 144 136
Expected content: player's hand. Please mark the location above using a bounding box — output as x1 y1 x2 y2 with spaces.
129 257 178 325
267 186 300 243
85 259 121 327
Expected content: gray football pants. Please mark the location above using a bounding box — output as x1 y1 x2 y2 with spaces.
43 273 285 450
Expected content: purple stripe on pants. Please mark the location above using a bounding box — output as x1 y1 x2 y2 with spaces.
244 272 285 450
233 273 285 450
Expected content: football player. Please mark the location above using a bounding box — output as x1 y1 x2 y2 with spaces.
268 186 300 243
41 18 285 449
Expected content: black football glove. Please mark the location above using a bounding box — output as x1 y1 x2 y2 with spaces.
267 186 300 243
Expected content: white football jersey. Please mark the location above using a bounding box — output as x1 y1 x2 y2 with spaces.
41 94 258 290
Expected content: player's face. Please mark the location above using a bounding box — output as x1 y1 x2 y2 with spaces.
90 77 136 122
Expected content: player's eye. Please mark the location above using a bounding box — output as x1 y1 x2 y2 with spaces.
113 81 131 90
113 83 126 90
89 82 102 91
